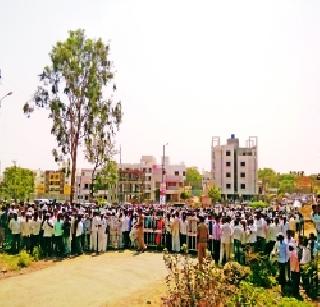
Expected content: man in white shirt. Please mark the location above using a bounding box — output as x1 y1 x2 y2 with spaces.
256 214 266 252
9 213 21 254
233 219 243 263
30 212 41 254
121 211 131 249
20 214 32 253
171 212 180 252
42 215 54 258
220 216 232 265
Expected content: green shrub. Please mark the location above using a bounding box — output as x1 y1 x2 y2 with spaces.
32 246 40 262
223 262 250 286
249 201 269 209
17 250 32 268
0 254 19 271
248 254 276 288
228 282 312 307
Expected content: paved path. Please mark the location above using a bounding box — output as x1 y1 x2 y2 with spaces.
0 251 167 307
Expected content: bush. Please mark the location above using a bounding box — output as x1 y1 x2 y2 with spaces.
17 250 32 268
0 254 19 271
223 262 250 286
32 246 40 262
249 201 269 209
248 254 276 288
228 282 313 307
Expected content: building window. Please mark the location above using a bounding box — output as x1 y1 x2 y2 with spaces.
226 151 231 156
84 195 89 200
240 184 245 189
240 172 245 178
149 168 152 172
162 170 166 175
226 161 231 167
84 184 89 190
175 171 179 176
226 184 231 189
226 172 231 178
240 161 245 167
183 171 186 176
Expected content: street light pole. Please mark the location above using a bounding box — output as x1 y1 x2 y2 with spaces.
0 92 13 109
161 143 168 205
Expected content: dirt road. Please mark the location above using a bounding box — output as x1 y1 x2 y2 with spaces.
0 251 167 307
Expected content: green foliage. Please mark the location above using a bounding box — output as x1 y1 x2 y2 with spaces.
17 250 33 268
223 262 250 286
258 168 279 189
278 174 295 194
1 166 34 201
208 186 221 203
180 191 191 200
228 281 313 307
247 254 276 288
32 246 40 262
249 201 269 209
24 29 122 203
185 167 202 190
93 160 118 195
0 251 33 271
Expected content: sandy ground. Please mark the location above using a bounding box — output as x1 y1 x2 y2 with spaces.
0 251 167 307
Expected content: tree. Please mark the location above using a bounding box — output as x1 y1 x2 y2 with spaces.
93 160 118 201
208 185 221 204
180 191 191 200
2 167 34 201
258 168 279 192
185 167 202 191
23 29 122 204
278 174 295 194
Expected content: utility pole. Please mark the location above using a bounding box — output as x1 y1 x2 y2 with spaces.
118 145 122 204
12 160 17 203
161 143 168 205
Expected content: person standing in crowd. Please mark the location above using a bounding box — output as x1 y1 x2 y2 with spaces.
165 213 172 252
289 214 296 237
20 214 32 253
42 215 54 258
233 219 242 263
136 209 145 252
62 215 71 257
289 243 300 298
212 216 221 264
30 212 41 254
197 216 208 268
171 212 180 253
121 211 131 249
74 215 83 255
9 213 20 254
83 214 91 252
0 206 8 249
54 214 63 257
179 213 187 249
220 216 232 265
276 234 289 294
256 213 266 252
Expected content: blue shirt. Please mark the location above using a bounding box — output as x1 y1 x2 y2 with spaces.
278 241 289 263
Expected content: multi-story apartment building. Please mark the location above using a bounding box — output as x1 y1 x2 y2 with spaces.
75 168 118 203
44 170 66 198
211 134 258 200
118 156 186 203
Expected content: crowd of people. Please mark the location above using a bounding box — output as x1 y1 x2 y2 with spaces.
0 201 319 296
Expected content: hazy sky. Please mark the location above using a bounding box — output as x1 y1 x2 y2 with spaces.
0 0 319 174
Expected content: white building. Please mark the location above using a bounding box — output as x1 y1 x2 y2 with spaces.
211 134 258 200
119 156 186 203
75 168 118 203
